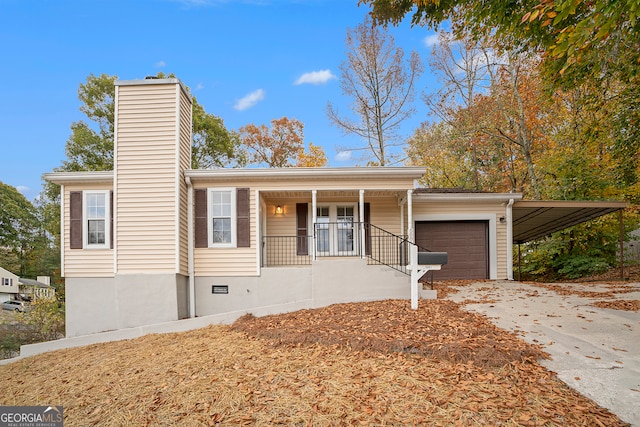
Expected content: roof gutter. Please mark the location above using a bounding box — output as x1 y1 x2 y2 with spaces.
43 171 114 184
413 193 524 203
184 167 426 181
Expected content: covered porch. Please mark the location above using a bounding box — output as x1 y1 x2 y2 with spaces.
259 189 419 274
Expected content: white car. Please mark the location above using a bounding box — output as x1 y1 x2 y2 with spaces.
1 300 27 312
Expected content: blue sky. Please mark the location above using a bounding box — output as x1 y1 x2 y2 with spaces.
0 0 439 201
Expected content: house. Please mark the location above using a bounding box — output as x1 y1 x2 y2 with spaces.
0 267 20 302
44 78 625 337
18 277 55 301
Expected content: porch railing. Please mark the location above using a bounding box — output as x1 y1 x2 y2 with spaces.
262 222 423 274
262 236 312 266
366 223 410 275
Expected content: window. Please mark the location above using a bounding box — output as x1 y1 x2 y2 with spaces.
208 188 236 247
2 277 12 286
83 191 110 249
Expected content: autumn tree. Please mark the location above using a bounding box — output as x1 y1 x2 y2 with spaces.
415 33 550 197
296 142 328 167
239 117 305 167
326 16 423 166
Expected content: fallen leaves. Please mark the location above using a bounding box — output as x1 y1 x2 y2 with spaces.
0 299 630 426
590 300 640 312
231 299 547 368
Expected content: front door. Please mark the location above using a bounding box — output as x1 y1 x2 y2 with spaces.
315 205 357 256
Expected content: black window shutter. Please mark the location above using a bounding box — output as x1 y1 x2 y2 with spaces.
236 188 250 248
70 191 83 249
296 203 308 256
195 189 208 248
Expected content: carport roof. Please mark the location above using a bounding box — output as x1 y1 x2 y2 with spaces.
512 200 627 243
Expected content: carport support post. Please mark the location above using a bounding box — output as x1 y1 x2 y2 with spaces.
620 210 624 281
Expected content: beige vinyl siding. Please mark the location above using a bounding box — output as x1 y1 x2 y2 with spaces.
369 196 403 236
63 185 114 278
195 190 257 276
115 83 183 274
264 200 301 237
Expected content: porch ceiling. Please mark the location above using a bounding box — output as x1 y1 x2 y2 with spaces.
261 190 403 199
512 200 627 243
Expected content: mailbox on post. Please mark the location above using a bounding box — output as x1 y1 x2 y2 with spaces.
417 251 448 266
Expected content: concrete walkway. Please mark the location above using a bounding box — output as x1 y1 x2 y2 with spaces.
447 280 640 426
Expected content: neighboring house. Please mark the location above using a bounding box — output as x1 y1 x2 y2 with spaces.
0 267 19 302
18 277 55 301
44 78 625 337
0 268 54 303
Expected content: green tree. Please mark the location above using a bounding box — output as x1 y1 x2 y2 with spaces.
326 16 423 166
0 182 40 276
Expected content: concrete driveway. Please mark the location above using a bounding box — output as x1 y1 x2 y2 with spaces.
446 280 640 426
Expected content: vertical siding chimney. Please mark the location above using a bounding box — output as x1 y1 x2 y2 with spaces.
113 78 192 326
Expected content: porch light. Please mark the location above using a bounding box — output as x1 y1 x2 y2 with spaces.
275 205 284 215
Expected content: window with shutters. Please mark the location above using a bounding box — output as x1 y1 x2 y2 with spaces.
208 188 236 247
83 191 110 249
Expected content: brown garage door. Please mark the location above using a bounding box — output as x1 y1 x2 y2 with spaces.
415 221 489 280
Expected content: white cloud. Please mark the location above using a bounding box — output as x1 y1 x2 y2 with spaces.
16 186 29 195
294 69 336 86
234 89 265 111
335 151 352 162
423 33 439 48
155 60 167 68
195 83 204 91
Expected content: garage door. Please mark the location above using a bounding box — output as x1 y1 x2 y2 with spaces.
415 221 489 280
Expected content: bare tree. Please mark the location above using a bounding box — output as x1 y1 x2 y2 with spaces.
326 17 423 166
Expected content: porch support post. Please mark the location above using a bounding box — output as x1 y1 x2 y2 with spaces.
407 189 414 241
400 203 405 237
312 190 317 260
359 189 365 259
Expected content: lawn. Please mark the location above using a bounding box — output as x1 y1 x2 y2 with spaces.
0 298 627 426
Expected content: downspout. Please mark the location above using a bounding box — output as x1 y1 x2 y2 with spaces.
185 176 195 318
312 190 317 260
506 198 514 280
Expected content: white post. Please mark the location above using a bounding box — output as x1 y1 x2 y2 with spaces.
410 244 419 310
506 198 514 280
400 202 405 237
407 189 414 241
359 189 365 259
312 190 317 259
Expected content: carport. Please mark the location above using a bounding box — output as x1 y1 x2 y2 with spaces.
512 200 628 279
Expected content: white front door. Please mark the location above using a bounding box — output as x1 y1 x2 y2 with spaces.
316 204 357 256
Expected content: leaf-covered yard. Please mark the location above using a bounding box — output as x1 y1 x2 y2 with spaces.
0 298 628 426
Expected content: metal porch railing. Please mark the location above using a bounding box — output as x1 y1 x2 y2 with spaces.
261 223 427 274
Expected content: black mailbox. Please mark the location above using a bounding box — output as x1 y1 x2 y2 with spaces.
418 252 448 265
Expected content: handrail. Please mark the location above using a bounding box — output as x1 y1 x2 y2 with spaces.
262 222 432 273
